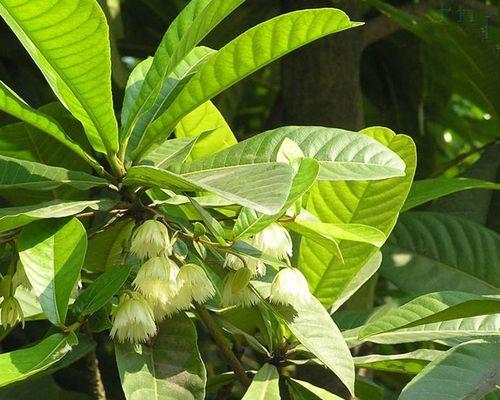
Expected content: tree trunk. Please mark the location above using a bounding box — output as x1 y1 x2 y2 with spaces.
267 0 365 131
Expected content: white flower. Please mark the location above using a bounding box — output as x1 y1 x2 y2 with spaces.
0 296 24 328
221 271 259 308
224 252 266 277
252 223 292 260
133 257 179 304
12 261 31 290
130 220 170 259
110 292 157 343
270 268 310 306
177 264 215 304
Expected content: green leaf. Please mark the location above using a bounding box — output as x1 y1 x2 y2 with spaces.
399 339 500 400
0 0 119 154
142 137 199 168
0 81 99 170
171 126 405 182
124 162 294 215
403 177 500 211
233 158 320 239
242 364 280 400
287 378 343 400
299 127 416 307
121 0 241 150
0 199 115 234
121 57 153 127
286 220 386 247
330 252 382 314
175 101 237 160
115 313 206 400
189 197 226 243
133 10 362 158
84 219 135 273
18 218 87 326
73 265 131 317
0 155 109 191
353 349 442 375
359 292 500 339
229 241 288 269
267 296 355 395
381 212 500 295
0 333 75 387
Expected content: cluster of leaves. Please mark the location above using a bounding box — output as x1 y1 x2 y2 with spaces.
0 0 499 400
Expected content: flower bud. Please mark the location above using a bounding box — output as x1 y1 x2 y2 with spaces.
0 296 24 328
270 268 310 306
130 220 170 259
177 264 215 304
133 257 179 304
222 271 259 308
252 223 292 260
110 292 157 343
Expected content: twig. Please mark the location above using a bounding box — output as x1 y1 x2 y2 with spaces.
194 303 251 389
86 326 107 400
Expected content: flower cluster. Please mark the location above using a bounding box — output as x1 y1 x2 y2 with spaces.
223 223 310 308
110 220 214 343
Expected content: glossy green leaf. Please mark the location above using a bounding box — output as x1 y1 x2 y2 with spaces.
0 155 109 191
0 81 99 170
242 364 280 400
73 265 131 316
172 126 405 181
84 219 135 273
133 10 362 158
400 339 500 400
18 218 87 325
124 162 294 215
175 100 237 160
189 197 226 243
287 378 343 400
141 137 198 168
330 252 382 313
300 127 416 307
229 241 288 269
0 0 119 154
359 292 500 339
354 350 441 375
121 0 241 150
121 57 153 127
381 212 500 295
233 158 319 239
0 333 75 387
0 199 115 234
403 177 500 211
115 313 206 400
267 296 355 395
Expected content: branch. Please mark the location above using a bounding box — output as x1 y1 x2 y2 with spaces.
362 0 500 47
194 303 251 389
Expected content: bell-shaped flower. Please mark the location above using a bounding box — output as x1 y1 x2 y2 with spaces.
176 264 215 304
252 223 292 260
270 268 310 306
133 257 179 304
0 296 24 328
130 220 170 259
221 270 259 308
224 252 266 277
110 292 157 343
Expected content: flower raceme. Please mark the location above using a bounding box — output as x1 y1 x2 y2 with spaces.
270 268 311 306
224 223 293 276
110 292 157 343
133 256 180 304
130 220 171 259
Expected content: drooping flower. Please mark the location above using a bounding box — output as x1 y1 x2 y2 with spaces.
133 256 179 304
110 292 157 343
0 296 24 328
224 251 265 277
12 260 31 290
130 220 170 259
252 223 293 260
176 263 215 304
270 268 310 306
221 270 259 308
